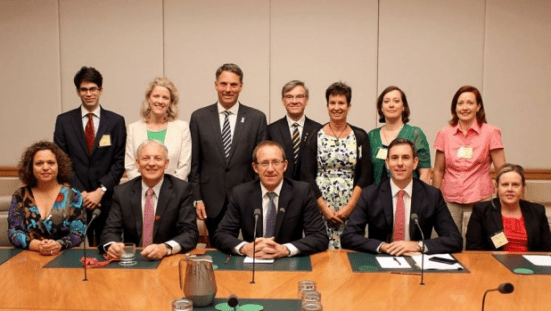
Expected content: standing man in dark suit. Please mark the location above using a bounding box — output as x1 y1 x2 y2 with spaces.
267 80 321 181
213 141 328 258
341 138 462 255
54 66 126 246
189 63 267 238
99 139 198 260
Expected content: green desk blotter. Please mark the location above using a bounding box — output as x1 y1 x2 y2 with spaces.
193 298 301 311
205 250 312 272
348 252 468 273
0 248 22 265
44 249 161 269
493 253 551 275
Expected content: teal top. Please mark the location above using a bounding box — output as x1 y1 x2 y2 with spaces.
367 124 431 184
147 128 167 144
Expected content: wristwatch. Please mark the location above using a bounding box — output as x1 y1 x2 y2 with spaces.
100 184 107 193
164 243 173 256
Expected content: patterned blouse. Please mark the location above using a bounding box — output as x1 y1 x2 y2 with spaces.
8 186 86 250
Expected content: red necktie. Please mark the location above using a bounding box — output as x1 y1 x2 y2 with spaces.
85 113 95 154
143 189 155 247
393 190 406 241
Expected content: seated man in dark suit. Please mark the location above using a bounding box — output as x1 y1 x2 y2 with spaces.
213 141 328 259
99 139 198 260
341 138 462 255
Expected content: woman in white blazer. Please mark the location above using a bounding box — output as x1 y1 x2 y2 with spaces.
125 77 191 180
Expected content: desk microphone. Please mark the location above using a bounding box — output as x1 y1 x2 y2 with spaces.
411 213 425 285
227 294 239 310
251 209 261 284
82 209 101 281
481 283 514 311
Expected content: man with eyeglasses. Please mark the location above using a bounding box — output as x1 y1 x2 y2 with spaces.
212 141 328 259
54 66 126 246
267 80 321 181
189 63 267 239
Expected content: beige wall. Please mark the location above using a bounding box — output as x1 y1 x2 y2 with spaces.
1 0 550 168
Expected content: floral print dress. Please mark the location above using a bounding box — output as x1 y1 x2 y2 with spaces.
8 186 86 249
315 130 357 249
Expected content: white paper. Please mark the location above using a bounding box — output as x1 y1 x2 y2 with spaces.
243 257 274 264
376 256 410 269
523 255 551 266
410 253 463 270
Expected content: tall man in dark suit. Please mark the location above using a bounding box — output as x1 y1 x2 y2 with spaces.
189 63 267 238
99 139 198 260
267 80 321 181
213 141 328 258
54 66 126 245
341 138 462 255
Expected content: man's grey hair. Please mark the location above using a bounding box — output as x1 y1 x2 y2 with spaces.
281 80 309 98
136 139 169 158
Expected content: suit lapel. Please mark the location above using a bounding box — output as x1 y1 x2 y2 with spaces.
130 180 143 245
153 176 172 239
273 180 291 238
208 104 226 163
520 200 536 248
70 108 89 156
381 180 394 232
410 180 423 238
229 104 247 164
93 107 109 155
278 119 295 175
251 184 264 237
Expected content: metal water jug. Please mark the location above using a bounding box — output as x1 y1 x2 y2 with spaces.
178 255 217 307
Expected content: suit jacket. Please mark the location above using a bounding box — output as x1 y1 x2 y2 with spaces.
341 179 462 254
98 175 198 253
466 198 551 251
212 178 329 256
189 103 267 218
54 106 126 203
125 119 191 180
267 116 321 180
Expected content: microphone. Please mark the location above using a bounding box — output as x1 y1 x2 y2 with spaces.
251 209 261 284
482 283 514 311
83 209 101 281
227 294 239 310
411 213 425 285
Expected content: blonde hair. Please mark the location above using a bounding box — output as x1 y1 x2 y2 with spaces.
140 77 179 122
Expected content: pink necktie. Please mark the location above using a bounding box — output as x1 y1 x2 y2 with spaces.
143 189 155 247
393 190 406 241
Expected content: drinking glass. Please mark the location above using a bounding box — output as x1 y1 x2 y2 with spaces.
172 298 193 311
297 280 316 298
119 242 137 266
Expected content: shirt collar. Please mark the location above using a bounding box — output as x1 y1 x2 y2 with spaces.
260 179 284 198
217 102 240 115
453 121 482 135
141 177 164 198
286 115 305 128
390 178 413 198
81 105 101 118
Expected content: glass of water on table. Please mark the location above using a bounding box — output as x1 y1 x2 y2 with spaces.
119 242 137 266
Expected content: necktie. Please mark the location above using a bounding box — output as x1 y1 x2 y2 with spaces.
393 190 406 241
264 192 277 237
84 113 95 154
292 123 300 164
143 188 155 247
222 111 232 160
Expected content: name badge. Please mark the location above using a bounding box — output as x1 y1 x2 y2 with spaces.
375 147 388 160
456 146 473 159
99 134 112 147
491 231 508 249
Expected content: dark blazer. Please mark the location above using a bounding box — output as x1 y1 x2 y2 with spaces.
54 107 126 196
301 124 373 198
267 116 321 181
189 103 267 218
466 198 551 251
341 179 462 254
212 178 329 256
98 175 198 253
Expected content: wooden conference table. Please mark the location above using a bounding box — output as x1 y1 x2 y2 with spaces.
0 248 549 311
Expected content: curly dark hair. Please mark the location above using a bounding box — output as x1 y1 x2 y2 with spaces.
18 141 73 187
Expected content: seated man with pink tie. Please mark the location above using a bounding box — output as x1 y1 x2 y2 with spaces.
99 139 198 260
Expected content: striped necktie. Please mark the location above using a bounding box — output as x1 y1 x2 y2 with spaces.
222 111 232 160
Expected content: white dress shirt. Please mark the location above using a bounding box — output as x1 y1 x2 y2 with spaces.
217 102 240 138
81 105 100 136
286 115 305 140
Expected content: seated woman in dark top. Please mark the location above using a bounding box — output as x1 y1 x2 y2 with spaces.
466 164 551 252
8 141 86 255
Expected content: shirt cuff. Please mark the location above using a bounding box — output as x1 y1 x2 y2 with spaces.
284 243 299 257
418 241 428 253
376 242 384 253
234 242 248 255
166 240 181 255
103 241 115 253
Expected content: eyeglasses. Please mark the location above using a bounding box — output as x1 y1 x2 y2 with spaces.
79 87 101 94
284 94 306 100
257 160 285 168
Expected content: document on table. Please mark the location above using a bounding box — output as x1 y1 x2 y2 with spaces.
523 255 551 266
244 257 274 264
376 256 410 269
411 254 463 270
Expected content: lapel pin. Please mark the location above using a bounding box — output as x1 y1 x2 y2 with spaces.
155 215 161 221
279 207 286 213
241 117 245 123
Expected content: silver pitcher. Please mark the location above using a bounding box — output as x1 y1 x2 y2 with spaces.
178 255 217 307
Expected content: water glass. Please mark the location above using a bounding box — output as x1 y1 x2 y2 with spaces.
119 242 137 266
172 298 193 311
302 301 323 311
302 290 322 304
297 280 316 298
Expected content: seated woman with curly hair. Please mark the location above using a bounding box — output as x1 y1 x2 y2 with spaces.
8 141 86 255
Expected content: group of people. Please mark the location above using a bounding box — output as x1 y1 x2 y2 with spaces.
7 63 551 261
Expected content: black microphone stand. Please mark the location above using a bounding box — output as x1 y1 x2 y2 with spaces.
82 209 101 281
251 209 261 284
411 214 425 285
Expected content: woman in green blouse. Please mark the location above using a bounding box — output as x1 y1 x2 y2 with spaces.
368 86 431 184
